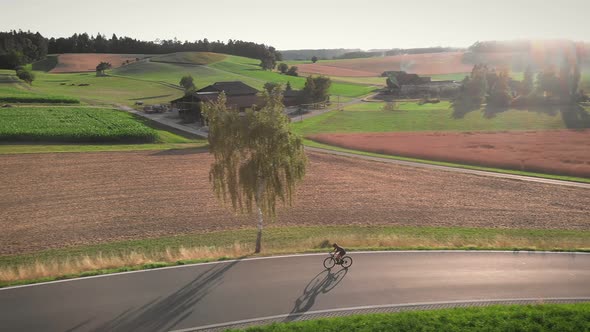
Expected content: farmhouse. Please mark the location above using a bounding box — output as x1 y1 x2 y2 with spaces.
171 81 263 123
382 70 460 98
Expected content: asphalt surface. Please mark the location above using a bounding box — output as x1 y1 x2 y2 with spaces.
1 251 589 332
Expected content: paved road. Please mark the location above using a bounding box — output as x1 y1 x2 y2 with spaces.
1 252 589 332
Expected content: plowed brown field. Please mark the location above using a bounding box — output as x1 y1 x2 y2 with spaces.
1 150 589 255
50 53 146 73
308 130 590 178
298 52 473 76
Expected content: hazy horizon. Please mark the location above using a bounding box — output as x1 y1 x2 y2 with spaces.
1 0 589 50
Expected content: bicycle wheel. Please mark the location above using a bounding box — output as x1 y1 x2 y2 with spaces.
341 256 353 268
323 257 336 269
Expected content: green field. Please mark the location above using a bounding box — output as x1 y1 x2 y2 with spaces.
233 303 590 332
112 60 264 90
0 69 183 106
0 107 158 143
292 101 567 136
149 52 226 65
110 54 375 98
208 55 375 97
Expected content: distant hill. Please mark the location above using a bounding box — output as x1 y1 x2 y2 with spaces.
36 53 148 73
150 52 226 65
280 49 361 61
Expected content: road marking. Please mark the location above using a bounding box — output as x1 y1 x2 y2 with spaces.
168 297 590 331
1 250 587 291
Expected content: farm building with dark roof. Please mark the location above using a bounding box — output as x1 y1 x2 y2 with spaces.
171 82 262 124
196 81 260 96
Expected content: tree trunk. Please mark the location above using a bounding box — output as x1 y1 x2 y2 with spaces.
255 204 263 253
254 181 264 254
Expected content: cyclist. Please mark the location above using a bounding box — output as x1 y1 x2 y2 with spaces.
332 243 346 264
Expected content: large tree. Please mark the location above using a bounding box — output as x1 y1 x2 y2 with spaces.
95 61 112 76
301 76 331 104
521 65 534 95
179 74 196 94
277 63 289 74
16 67 35 85
286 66 298 77
203 86 307 253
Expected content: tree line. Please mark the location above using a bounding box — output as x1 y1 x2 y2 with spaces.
0 30 282 69
452 60 584 117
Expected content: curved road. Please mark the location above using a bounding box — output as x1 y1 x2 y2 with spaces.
1 251 589 331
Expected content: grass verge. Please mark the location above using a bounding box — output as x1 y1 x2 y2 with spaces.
229 303 590 332
303 139 590 184
1 225 588 288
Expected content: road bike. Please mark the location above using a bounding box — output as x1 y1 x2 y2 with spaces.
323 253 353 269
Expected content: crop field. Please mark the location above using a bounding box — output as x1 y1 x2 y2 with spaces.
49 53 148 73
292 101 568 136
0 150 588 255
297 52 473 76
0 107 157 143
309 130 590 178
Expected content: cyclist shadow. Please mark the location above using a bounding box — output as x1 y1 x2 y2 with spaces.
283 267 348 322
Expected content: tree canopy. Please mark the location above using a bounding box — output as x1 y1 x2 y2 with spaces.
203 86 307 253
301 76 331 104
95 61 112 76
15 67 35 85
0 30 282 69
179 74 196 94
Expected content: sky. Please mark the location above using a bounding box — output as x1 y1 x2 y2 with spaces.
1 0 589 50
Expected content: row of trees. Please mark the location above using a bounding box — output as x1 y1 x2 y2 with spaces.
0 31 48 68
453 60 583 115
0 30 282 69
277 63 298 76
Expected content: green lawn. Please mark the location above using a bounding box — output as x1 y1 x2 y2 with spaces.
1 225 588 287
233 304 590 332
149 52 226 65
0 106 159 143
112 60 264 90
292 101 567 136
0 72 80 103
0 69 183 106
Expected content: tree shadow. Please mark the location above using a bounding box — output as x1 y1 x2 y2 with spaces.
560 104 590 129
451 100 480 119
150 147 209 156
90 260 240 332
129 94 173 101
283 267 348 322
483 104 509 119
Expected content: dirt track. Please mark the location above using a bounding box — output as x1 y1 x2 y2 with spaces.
1 150 589 255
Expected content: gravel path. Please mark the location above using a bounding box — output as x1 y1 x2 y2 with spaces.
1 150 588 255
